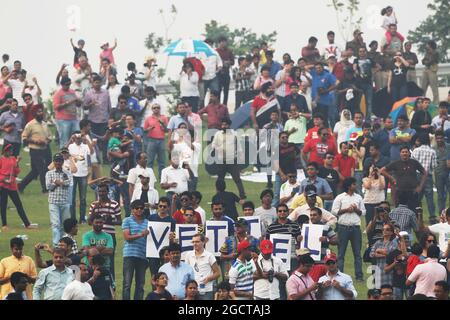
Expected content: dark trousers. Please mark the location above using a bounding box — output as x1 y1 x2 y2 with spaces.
19 147 51 192
113 182 131 217
181 96 200 113
122 257 148 300
90 122 108 164
337 225 363 280
71 176 88 222
217 164 246 199
218 73 231 105
390 84 408 104
0 188 30 227
109 233 117 281
4 141 21 157
235 91 251 109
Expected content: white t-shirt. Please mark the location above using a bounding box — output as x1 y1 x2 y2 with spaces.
198 53 223 81
195 206 206 226
172 141 201 177
127 165 157 190
179 71 199 97
255 207 277 237
68 143 90 177
322 44 342 60
24 86 39 104
160 166 190 194
184 249 217 293
61 280 95 300
428 222 450 253
104 84 122 109
279 181 300 208
253 255 289 300
8 79 25 105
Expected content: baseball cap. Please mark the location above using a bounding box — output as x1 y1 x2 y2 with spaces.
306 190 317 198
234 218 249 228
324 252 337 263
60 147 69 154
295 248 310 257
53 153 64 162
260 240 273 255
237 240 251 253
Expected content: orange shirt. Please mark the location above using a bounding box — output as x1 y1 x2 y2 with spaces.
143 115 168 140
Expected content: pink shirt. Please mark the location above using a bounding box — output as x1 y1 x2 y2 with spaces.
408 259 447 297
143 115 168 140
286 271 316 300
100 48 115 65
53 88 79 120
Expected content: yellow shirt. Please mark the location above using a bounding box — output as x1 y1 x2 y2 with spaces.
289 194 324 210
0 255 37 300
21 119 52 150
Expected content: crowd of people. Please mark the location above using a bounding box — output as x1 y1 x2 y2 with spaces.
0 4 450 301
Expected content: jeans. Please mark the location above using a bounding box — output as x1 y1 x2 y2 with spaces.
198 291 215 300
122 256 148 300
0 188 30 227
337 225 363 280
90 122 108 164
435 172 450 214
181 96 200 113
118 182 131 217
272 173 282 207
354 171 364 196
390 84 408 104
236 91 251 109
418 174 436 218
218 73 231 105
188 176 198 192
49 203 71 246
19 147 52 193
358 82 373 121
393 287 408 300
55 119 80 149
3 141 21 157
146 138 166 179
71 176 88 222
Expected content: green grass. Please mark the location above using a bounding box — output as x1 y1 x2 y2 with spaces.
0 135 436 300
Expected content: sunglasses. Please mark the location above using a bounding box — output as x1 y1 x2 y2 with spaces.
158 205 167 208
278 209 288 213
426 240 436 243
288 175 297 179
152 106 160 109
322 133 330 136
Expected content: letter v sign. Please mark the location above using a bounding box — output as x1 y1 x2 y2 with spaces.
150 225 170 248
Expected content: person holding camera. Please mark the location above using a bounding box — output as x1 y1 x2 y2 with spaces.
366 203 392 246
387 52 410 103
253 240 288 300
179 61 200 113
363 165 386 225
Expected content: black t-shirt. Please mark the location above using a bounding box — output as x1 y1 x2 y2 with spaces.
279 143 298 174
73 47 87 65
354 58 374 84
318 167 339 196
385 159 425 191
391 64 408 87
212 191 240 221
283 94 309 114
88 267 114 300
145 290 173 300
386 249 407 288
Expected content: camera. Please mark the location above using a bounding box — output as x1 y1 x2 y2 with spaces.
267 269 274 283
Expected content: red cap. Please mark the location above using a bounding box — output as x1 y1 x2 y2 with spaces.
324 253 337 263
237 240 251 253
260 240 273 255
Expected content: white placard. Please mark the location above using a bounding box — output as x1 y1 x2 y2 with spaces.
176 224 199 261
241 216 262 239
146 221 171 258
300 224 324 261
269 233 292 271
205 221 229 257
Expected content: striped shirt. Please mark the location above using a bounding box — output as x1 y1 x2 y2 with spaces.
267 220 301 258
122 216 149 259
411 145 437 173
232 66 252 92
88 200 121 234
228 259 256 298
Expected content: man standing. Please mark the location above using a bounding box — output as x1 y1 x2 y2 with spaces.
411 133 437 221
61 263 95 300
185 233 221 300
381 24 404 57
19 105 52 193
121 199 150 300
363 143 390 177
127 152 157 199
421 40 440 104
216 37 234 105
301 37 321 64
199 38 222 107
0 98 24 156
46 153 73 247
333 142 356 185
32 248 74 300
322 31 341 60
432 130 450 214
83 75 112 163
388 115 416 161
198 90 230 130
331 177 365 282
316 253 357 300
160 155 193 201
286 254 318 300
403 42 419 84
302 127 337 167
310 63 337 127
353 47 375 121
68 132 92 223
289 190 337 227
53 77 82 148
228 240 256 300
372 117 394 160
411 98 433 136
82 214 114 272
388 191 419 236
432 102 450 132
345 30 366 57
159 243 195 299
253 240 288 300
232 57 253 109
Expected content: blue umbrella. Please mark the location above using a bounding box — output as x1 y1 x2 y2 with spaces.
164 39 216 57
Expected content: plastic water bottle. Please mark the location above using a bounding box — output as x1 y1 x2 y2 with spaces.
199 282 206 295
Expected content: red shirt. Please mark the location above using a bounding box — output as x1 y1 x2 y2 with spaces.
251 95 269 113
172 209 203 225
303 138 337 166
198 104 229 129
0 156 20 190
304 127 333 145
143 115 168 139
333 153 356 178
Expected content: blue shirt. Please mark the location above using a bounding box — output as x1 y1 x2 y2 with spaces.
124 127 144 154
318 271 357 300
148 214 176 232
389 127 416 161
127 97 141 112
158 262 195 298
310 69 336 107
262 61 282 80
32 265 74 300
167 114 188 131
0 111 24 143
122 216 149 259
299 177 333 196
372 128 391 159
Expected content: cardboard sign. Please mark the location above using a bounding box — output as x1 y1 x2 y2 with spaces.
300 224 324 261
146 221 171 258
205 221 229 256
176 224 199 261
269 233 292 271
241 216 262 239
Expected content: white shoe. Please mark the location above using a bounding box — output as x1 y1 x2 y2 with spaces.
24 147 30 153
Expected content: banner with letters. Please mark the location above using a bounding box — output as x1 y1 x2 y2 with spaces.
146 221 171 258
300 224 324 261
176 224 199 260
205 221 228 257
241 216 262 239
269 233 292 271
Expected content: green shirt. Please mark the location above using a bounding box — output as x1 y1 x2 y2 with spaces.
284 117 307 144
107 137 121 151
82 231 114 267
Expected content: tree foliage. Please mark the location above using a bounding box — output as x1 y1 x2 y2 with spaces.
328 0 362 43
203 20 277 56
408 0 450 62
